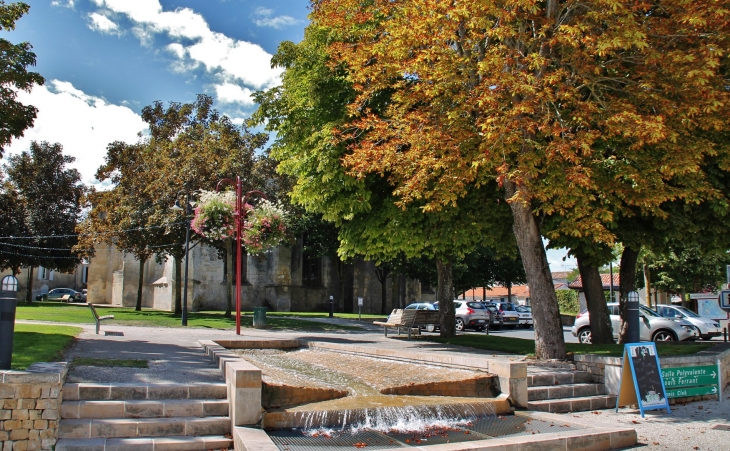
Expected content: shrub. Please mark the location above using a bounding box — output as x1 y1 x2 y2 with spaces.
556 290 579 315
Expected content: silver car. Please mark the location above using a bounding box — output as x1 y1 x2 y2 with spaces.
515 305 533 328
655 305 721 341
485 302 521 329
453 301 491 331
572 303 698 343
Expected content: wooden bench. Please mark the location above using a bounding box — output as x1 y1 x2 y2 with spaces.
373 309 441 339
88 303 114 335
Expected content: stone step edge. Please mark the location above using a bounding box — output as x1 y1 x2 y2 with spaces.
61 399 230 420
528 394 616 404
58 416 230 439
528 383 607 402
527 395 617 412
526 372 594 387
63 382 227 401
55 435 232 451
527 382 605 390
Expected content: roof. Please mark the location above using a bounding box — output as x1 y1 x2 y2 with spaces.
551 271 571 279
463 285 531 298
568 274 620 290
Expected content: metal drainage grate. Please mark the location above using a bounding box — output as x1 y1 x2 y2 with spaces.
468 415 579 438
386 427 491 447
268 429 405 450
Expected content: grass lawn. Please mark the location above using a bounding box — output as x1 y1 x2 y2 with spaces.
12 324 82 370
428 334 714 357
14 301 363 331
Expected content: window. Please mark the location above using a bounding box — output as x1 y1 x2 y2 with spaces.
38 267 54 280
81 266 88 284
1 275 18 291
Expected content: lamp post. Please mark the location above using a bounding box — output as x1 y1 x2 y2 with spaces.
627 290 640 343
172 193 193 326
216 176 265 335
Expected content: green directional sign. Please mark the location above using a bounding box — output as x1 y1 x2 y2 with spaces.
661 365 719 389
665 385 719 399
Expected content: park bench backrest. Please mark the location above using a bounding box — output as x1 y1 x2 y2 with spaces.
88 303 101 321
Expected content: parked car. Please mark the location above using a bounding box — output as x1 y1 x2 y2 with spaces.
434 301 491 331
482 304 504 329
515 305 533 328
36 288 83 302
405 302 439 332
655 304 721 341
80 289 87 301
572 303 699 343
484 302 520 328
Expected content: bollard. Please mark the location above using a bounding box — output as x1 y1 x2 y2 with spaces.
725 327 727 343
626 291 640 343
0 291 18 370
329 295 334 318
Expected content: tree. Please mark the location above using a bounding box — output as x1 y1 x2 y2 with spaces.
3 141 86 302
252 26 516 337
0 172 27 274
0 1 44 157
311 0 730 358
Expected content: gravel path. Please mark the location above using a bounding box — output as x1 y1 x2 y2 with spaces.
569 393 730 451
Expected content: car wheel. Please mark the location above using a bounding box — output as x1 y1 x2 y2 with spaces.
578 328 593 344
425 324 436 333
652 330 677 342
455 318 465 331
701 335 714 341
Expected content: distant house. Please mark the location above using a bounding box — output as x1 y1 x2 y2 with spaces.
461 285 531 305
0 263 89 301
551 271 572 291
568 274 620 310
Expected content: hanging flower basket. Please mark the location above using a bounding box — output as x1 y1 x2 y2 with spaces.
191 196 235 241
242 200 290 255
190 192 290 255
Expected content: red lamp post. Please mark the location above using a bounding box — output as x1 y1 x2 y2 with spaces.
216 176 265 335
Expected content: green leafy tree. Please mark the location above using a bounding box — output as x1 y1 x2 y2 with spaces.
3 141 86 302
0 1 44 157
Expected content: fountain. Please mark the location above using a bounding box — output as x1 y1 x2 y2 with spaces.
201 339 638 451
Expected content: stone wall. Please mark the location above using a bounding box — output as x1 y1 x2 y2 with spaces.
0 362 67 451
575 344 730 404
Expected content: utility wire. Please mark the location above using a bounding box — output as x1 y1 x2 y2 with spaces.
0 222 188 241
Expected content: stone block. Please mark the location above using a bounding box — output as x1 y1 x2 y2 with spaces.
11 410 28 420
91 418 139 438
105 438 154 451
0 386 14 399
14 386 40 399
25 440 40 451
33 420 47 430
78 401 124 419
27 410 40 421
12 441 27 451
147 384 188 400
28 430 39 441
39 386 50 399
39 430 53 440
2 441 10 451
19 399 36 410
185 417 228 436
124 401 163 418
9 428 29 440
3 420 21 430
40 409 58 420
0 431 7 440
40 438 56 450
152 436 205 451
136 418 184 437
163 400 202 417
78 384 111 401
49 388 60 399
0 409 10 420
110 384 147 400
188 383 226 400
3 400 17 410
58 419 92 439
234 427 279 451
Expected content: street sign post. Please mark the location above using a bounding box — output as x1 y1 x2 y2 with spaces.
720 290 730 310
661 362 722 401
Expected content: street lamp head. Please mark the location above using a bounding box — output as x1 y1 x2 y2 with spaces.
171 199 185 211
628 291 639 303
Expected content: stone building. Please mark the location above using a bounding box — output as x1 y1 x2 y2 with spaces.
0 262 88 301
87 240 426 314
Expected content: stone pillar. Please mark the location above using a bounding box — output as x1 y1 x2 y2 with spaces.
225 361 263 427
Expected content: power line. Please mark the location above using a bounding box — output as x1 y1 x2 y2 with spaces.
0 242 183 252
0 222 187 241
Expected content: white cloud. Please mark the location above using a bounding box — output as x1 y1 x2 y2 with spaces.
90 0 282 91
214 83 254 106
51 0 76 8
88 12 119 33
253 7 301 29
2 80 147 187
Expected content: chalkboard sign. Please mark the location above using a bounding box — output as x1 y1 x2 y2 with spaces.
615 343 671 417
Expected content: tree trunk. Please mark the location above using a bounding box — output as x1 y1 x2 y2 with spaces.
399 274 406 309
26 266 34 303
375 266 391 314
643 263 652 309
435 257 456 337
225 239 233 317
174 255 182 315
618 246 640 344
507 283 512 304
576 255 614 344
135 257 145 311
681 288 688 308
504 181 565 359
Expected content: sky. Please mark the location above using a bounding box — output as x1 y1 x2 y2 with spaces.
1 0 577 271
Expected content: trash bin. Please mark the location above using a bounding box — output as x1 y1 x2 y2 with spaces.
0 290 19 370
253 307 267 329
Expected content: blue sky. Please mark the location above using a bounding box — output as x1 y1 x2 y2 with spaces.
2 0 577 271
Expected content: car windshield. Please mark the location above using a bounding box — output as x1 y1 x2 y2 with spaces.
467 302 486 309
500 303 516 311
516 306 530 313
640 305 661 317
675 307 700 318
485 306 498 313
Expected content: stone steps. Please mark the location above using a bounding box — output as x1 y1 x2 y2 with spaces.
56 382 232 451
55 435 232 451
61 399 229 419
527 370 616 413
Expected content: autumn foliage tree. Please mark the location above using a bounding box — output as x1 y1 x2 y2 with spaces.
311 0 730 358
